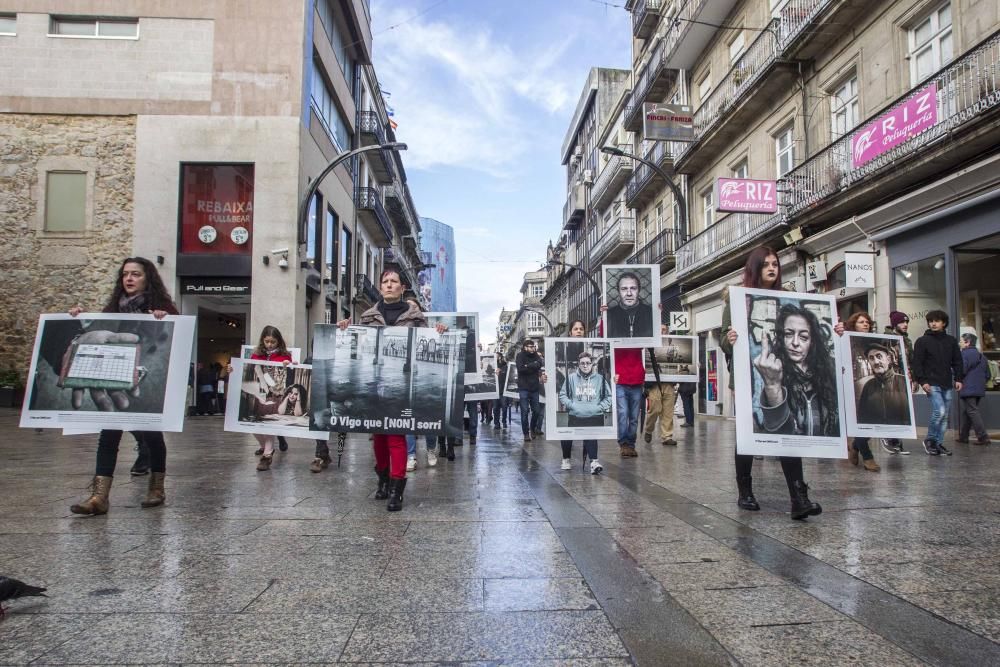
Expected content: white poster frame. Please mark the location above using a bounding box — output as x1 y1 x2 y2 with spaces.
20 313 195 432
240 345 302 363
544 338 616 441
465 351 500 402
644 335 699 383
425 312 480 382
729 288 847 458
502 362 546 404
840 332 917 439
224 358 330 438
602 264 661 347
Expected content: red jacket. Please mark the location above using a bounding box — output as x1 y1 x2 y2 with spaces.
251 350 293 363
614 347 645 386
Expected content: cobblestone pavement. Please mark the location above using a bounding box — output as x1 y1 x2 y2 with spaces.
2 407 999 665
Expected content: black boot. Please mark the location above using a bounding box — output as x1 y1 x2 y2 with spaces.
789 480 822 520
387 477 407 512
130 437 150 476
736 475 760 511
374 468 391 500
446 439 456 461
438 439 448 458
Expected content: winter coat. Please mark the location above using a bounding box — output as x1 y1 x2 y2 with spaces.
515 350 544 392
359 300 427 328
960 347 989 397
913 329 964 388
857 369 911 425
678 381 697 396
613 347 645 386
559 370 612 418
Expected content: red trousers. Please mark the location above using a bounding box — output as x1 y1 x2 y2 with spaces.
373 434 408 479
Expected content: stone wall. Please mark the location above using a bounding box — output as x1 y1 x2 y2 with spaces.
0 114 136 382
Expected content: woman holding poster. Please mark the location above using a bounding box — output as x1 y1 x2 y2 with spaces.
245 326 294 472
843 312 880 472
721 246 824 520
338 269 442 511
68 257 178 515
556 320 605 475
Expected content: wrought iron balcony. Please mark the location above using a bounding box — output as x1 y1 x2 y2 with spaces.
775 0 868 60
631 0 663 40
355 272 380 305
384 183 417 236
590 145 634 211
674 212 784 279
590 214 636 267
563 182 586 230
623 39 676 131
358 111 395 184
783 29 1000 220
624 142 677 208
660 0 739 71
355 186 392 245
626 226 685 267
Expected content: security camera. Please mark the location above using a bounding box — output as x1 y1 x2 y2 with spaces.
277 257 289 269
270 248 289 255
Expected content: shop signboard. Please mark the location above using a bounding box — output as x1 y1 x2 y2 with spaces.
715 178 778 214
851 84 937 168
179 164 255 256
706 349 718 402
642 103 694 142
844 252 876 288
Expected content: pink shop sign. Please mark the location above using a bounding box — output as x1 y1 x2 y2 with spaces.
715 178 778 214
851 84 938 168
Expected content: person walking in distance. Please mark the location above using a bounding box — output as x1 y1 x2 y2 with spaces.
957 333 991 445
493 352 510 429
515 339 545 442
678 371 696 427
912 310 964 456
556 320 607 474
722 246 831 520
643 324 678 447
842 312 880 472
882 311 915 455
68 257 178 515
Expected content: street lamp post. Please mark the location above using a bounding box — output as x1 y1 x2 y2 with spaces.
546 258 602 297
519 305 555 337
600 145 687 236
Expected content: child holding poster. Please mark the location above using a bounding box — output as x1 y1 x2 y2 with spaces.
241 326 294 472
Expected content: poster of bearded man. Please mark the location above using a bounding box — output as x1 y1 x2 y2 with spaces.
602 265 660 347
840 332 917 439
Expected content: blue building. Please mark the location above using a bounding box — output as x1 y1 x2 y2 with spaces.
418 217 457 311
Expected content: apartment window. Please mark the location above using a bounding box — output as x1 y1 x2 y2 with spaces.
728 32 745 63
732 159 749 179
311 61 351 151
324 207 339 284
317 0 353 83
655 203 664 234
528 312 542 331
50 16 138 38
340 227 353 304
698 73 712 104
531 283 545 299
702 189 714 228
0 14 16 35
909 3 952 84
45 171 87 232
306 193 322 271
774 123 795 177
831 75 859 140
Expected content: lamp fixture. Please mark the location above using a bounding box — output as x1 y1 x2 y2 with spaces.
933 258 945 270
900 269 913 280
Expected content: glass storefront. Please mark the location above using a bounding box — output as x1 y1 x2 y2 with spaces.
893 254 947 326
956 233 1000 391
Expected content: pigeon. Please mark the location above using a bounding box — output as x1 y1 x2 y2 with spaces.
0 576 48 620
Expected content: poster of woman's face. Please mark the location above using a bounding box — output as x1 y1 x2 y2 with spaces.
544 338 616 440
425 312 480 379
729 287 847 459
644 336 698 383
224 359 328 438
841 332 917 439
602 264 661 347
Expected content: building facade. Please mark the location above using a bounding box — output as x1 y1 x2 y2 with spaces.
0 1 425 376
615 0 999 422
417 216 457 311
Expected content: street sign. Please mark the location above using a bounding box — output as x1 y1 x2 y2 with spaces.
669 311 689 332
642 103 694 142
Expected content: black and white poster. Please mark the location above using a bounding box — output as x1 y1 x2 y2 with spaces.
644 336 699 383
730 288 846 458
20 313 195 432
502 361 546 403
309 324 467 436
464 352 499 402
545 338 616 440
602 264 660 347
240 345 302 363
224 359 329 438
424 312 479 381
841 332 917 439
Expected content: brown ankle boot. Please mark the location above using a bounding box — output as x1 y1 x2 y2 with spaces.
70 476 113 515
141 472 166 508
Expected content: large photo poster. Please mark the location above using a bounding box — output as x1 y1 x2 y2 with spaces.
545 338 616 441
602 264 661 347
502 360 546 403
730 288 847 458
645 336 699 383
309 324 467 436
464 352 499 402
425 312 479 382
224 359 329 438
240 345 302 363
841 332 917 439
20 314 195 432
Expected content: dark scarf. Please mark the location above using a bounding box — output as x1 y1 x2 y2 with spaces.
117 293 149 314
377 299 408 326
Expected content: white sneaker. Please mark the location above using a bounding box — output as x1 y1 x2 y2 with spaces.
427 449 438 467
590 459 603 475
406 455 417 472
560 458 572 471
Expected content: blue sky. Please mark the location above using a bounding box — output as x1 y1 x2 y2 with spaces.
371 0 631 343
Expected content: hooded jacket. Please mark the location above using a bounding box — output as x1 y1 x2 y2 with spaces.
913 329 964 389
559 369 612 418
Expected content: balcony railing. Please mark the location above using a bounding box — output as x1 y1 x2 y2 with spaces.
356 273 380 304
776 0 834 48
355 186 393 243
627 227 685 266
591 214 636 267
358 110 387 145
631 0 663 40
784 29 1000 218
563 182 586 229
675 212 783 278
624 141 677 204
590 145 634 210
623 38 673 129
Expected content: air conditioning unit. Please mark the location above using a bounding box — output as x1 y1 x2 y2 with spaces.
573 145 583 158
582 169 594 185
617 128 631 146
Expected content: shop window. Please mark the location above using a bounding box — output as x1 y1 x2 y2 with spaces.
44 171 87 232
956 235 1000 363
894 255 947 325
324 207 338 286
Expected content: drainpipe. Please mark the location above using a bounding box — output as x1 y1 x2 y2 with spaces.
798 61 810 158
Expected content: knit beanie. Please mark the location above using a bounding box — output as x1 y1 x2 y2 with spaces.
889 311 908 328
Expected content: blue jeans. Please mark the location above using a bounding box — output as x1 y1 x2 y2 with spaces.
466 403 477 437
406 434 416 457
681 393 694 425
927 385 953 444
518 389 541 436
493 396 509 425
616 384 643 446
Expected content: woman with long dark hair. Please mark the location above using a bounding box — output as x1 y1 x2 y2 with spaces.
842 312 880 471
720 246 826 520
68 257 178 515
240 325 295 471
556 319 605 474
